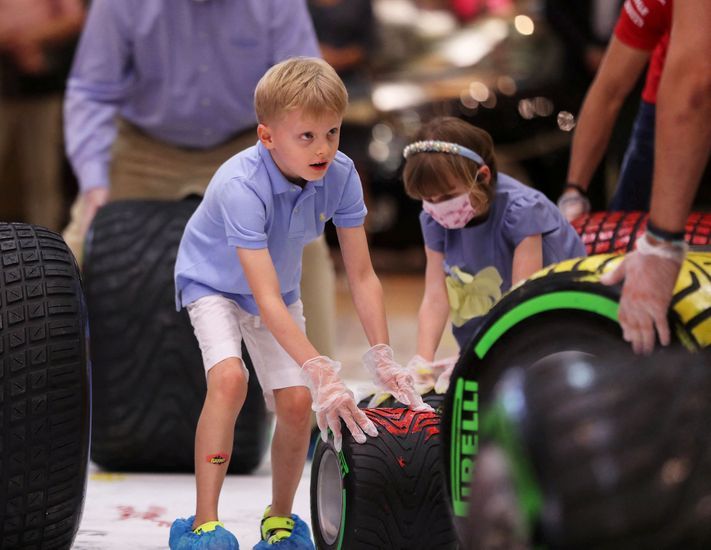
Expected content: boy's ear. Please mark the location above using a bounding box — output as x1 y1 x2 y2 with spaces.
257 123 275 149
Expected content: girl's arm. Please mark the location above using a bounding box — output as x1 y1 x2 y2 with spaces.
512 234 543 286
237 247 320 365
336 225 389 345
416 246 450 361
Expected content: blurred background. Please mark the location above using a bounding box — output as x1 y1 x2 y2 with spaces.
4 0 710 254
2 0 710 369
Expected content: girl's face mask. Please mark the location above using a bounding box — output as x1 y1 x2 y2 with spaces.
422 192 477 229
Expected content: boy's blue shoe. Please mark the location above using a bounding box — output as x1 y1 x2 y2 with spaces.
252 507 314 549
170 515 240 550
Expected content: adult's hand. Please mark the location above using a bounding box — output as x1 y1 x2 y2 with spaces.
601 233 685 355
557 187 590 222
79 187 110 241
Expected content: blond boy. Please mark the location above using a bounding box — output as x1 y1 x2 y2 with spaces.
171 57 430 549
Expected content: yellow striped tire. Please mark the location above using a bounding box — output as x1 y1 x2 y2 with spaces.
441 251 711 539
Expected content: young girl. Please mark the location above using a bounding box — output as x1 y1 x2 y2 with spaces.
402 117 586 374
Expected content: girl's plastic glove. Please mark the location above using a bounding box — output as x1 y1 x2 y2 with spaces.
362 344 434 412
301 356 378 452
406 354 458 395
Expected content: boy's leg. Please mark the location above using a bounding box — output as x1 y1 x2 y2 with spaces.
270 386 313 517
193 357 249 528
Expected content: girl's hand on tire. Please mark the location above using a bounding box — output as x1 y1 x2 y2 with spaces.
363 345 434 412
301 356 378 452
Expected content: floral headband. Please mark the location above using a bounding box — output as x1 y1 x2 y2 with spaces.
402 140 485 166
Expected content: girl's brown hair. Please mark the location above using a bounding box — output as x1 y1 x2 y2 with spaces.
402 117 498 209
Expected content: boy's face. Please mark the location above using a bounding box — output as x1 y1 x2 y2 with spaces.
258 109 342 183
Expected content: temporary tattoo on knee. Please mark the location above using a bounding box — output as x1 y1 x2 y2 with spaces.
206 452 229 465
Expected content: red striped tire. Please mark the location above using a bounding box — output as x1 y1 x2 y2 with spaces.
310 406 456 550
572 211 711 255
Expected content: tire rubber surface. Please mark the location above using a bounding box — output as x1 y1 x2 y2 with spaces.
83 199 270 473
0 223 90 549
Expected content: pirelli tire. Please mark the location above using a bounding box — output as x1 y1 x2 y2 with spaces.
441 252 711 540
310 393 457 550
0 223 90 549
572 211 711 255
466 349 711 550
83 199 270 473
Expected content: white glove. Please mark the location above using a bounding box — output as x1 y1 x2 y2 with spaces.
557 188 590 222
301 356 378 452
362 345 434 412
405 354 457 394
601 232 685 355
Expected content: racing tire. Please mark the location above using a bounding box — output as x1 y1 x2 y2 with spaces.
310 404 456 550
0 223 90 549
572 211 711 255
466 349 711 550
442 250 711 542
442 256 636 539
83 199 270 473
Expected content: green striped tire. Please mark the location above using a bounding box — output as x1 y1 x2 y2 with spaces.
442 252 711 540
466 349 711 549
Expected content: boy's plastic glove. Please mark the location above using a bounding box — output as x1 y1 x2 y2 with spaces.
301 356 378 452
362 344 434 412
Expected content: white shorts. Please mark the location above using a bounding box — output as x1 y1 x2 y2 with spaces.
186 294 308 411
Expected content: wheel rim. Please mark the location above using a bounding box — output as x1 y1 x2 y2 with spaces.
317 447 344 545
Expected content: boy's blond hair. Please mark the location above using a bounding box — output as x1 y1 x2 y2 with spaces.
254 57 348 123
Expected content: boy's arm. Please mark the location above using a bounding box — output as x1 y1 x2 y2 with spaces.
511 234 543 286
337 225 433 411
335 225 389 346
416 246 450 362
237 245 378 450
236 247 319 365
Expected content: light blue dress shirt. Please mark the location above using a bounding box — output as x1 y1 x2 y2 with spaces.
64 0 319 192
175 142 367 314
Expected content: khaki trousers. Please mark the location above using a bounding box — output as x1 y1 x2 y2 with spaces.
0 95 65 231
63 120 335 357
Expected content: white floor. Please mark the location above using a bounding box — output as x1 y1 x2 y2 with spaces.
74 457 309 549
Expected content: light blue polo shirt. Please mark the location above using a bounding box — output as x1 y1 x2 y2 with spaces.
174 141 367 314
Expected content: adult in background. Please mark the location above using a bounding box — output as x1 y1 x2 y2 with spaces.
63 0 337 357
557 0 672 220
0 0 85 230
602 1 711 355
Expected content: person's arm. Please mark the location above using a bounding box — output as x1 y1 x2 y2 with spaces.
23 0 85 45
511 234 543 285
647 2 711 234
237 247 320 365
64 0 132 195
269 0 320 62
335 225 389 346
415 246 450 362
566 37 650 193
338 224 433 411
602 2 711 355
